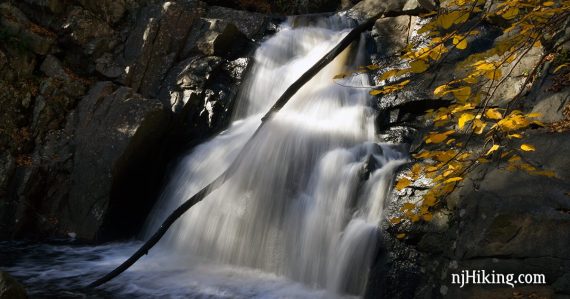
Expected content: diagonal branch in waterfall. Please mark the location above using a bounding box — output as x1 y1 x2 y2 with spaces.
86 6 429 289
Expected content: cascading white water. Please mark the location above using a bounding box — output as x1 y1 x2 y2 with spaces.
144 17 408 297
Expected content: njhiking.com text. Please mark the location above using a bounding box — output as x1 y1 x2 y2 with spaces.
451 270 546 288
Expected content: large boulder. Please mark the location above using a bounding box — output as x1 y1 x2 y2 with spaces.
59 82 170 240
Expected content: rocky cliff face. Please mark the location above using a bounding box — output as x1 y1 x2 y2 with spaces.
0 0 274 241
354 1 570 297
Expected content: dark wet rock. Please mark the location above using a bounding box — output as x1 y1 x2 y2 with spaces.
76 0 127 24
123 1 205 98
372 15 412 57
21 0 65 14
62 82 170 240
0 271 27 299
0 3 56 56
0 153 15 199
205 6 269 39
62 6 118 56
348 0 407 21
196 19 248 56
95 53 124 79
39 55 87 98
0 44 37 81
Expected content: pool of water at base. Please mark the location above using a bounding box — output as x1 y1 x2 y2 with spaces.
0 241 358 299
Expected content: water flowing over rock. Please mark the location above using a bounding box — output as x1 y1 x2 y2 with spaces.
142 18 407 297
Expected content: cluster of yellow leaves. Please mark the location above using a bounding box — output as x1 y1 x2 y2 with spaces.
370 80 411 95
373 0 568 229
505 154 556 177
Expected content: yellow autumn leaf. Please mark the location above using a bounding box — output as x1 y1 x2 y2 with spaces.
413 151 431 159
473 119 487 134
396 233 406 239
458 113 475 129
425 133 451 144
454 12 470 24
474 61 495 71
508 133 523 138
533 170 556 177
486 144 500 156
502 7 519 19
379 69 398 81
453 35 468 50
443 177 463 184
484 69 502 80
434 84 450 97
452 103 475 114
463 75 479 84
485 108 503 120
456 39 468 50
520 144 535 152
410 60 429 73
426 165 439 172
438 11 462 29
526 112 542 118
422 213 433 221
543 1 554 5
389 217 402 224
403 203 416 211
396 178 412 190
520 162 537 172
410 163 423 179
452 86 471 101
396 68 412 77
333 74 346 79
429 44 448 60
423 195 437 207
497 113 531 131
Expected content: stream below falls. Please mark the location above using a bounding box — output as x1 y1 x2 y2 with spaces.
0 17 408 298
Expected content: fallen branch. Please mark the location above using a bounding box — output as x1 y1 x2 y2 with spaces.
87 7 428 288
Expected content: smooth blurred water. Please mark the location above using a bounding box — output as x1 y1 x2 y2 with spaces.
143 17 407 297
0 18 407 298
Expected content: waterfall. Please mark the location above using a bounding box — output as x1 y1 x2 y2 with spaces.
144 17 408 297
